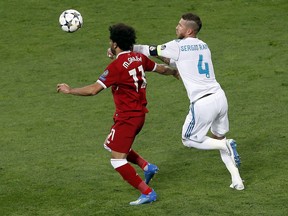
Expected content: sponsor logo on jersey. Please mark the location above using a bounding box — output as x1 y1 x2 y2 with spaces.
99 70 109 81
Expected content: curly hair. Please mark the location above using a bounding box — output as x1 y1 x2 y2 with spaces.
109 23 136 51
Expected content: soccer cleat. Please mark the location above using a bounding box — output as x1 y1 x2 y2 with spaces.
129 190 157 206
144 163 159 184
230 183 245 191
226 139 241 168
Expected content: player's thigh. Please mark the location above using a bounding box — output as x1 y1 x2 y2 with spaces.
211 91 229 136
106 116 145 154
182 101 215 142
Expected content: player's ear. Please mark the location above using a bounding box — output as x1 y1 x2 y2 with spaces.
187 28 194 36
113 42 118 49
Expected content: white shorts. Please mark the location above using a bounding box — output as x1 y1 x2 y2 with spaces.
182 89 229 142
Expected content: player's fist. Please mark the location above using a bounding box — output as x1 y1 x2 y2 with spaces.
173 69 180 80
107 48 114 59
57 83 71 94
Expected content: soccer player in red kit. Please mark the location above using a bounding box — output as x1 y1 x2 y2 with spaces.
57 23 179 205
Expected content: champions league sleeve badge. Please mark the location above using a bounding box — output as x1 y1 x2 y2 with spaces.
99 70 109 81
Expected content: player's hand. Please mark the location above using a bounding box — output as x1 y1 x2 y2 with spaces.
57 83 71 94
107 48 114 59
173 69 180 80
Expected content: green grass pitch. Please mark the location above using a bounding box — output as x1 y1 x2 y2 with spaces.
0 0 287 215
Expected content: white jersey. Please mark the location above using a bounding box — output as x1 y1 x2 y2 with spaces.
160 38 221 103
134 38 222 103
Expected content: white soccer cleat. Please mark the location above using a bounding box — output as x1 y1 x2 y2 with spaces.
230 182 245 191
129 190 157 205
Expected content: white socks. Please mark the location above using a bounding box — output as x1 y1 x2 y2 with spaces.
182 136 244 188
182 137 227 151
220 150 243 185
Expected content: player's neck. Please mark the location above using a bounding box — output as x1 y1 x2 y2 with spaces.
115 47 124 56
115 49 132 58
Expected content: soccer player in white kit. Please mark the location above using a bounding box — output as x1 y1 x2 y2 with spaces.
133 13 244 190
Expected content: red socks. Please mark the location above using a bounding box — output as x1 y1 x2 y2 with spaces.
115 163 152 195
111 150 151 195
127 149 148 170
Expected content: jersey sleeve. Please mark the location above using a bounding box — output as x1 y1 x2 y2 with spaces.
97 63 118 89
134 41 180 61
156 40 180 61
141 54 157 72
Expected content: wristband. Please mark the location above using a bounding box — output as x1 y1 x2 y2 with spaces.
149 45 158 56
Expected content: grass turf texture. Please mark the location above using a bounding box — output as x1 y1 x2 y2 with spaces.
1 0 288 215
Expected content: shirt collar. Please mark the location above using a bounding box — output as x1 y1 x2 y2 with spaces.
116 50 131 59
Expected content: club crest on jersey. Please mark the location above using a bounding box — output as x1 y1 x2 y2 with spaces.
99 70 109 81
161 45 166 50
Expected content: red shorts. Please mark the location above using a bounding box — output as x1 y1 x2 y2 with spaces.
105 115 145 154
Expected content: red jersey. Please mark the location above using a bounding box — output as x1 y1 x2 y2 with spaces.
97 51 157 119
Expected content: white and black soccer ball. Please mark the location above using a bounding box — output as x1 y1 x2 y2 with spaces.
59 9 83 33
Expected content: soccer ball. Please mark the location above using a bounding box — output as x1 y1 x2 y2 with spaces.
59 9 83 33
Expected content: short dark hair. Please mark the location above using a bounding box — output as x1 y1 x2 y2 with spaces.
182 13 202 33
109 23 136 51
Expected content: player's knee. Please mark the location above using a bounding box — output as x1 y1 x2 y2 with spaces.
110 159 128 169
211 130 226 138
182 138 191 147
182 138 203 148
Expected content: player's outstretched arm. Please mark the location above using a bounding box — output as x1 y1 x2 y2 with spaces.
154 64 180 80
134 44 177 67
57 82 104 96
155 56 171 65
